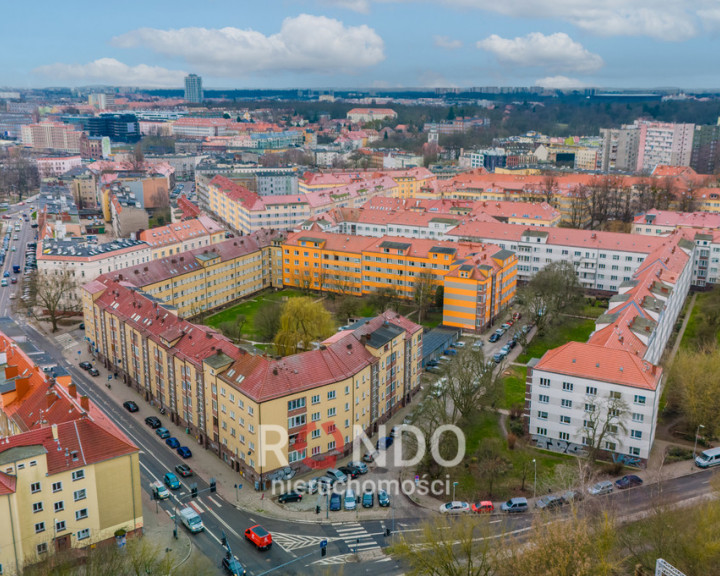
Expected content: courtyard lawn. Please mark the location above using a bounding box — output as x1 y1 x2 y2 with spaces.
501 365 527 410
515 316 596 365
203 288 307 341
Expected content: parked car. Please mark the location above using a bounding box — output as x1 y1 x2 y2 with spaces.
489 333 501 343
244 525 272 550
222 555 246 576
79 361 92 370
297 479 319 494
471 341 484 350
501 497 529 513
163 472 181 490
426 359 439 367
507 339 517 349
316 476 335 490
535 494 564 511
145 416 162 429
500 344 511 355
561 490 583 504
329 493 342 511
471 501 494 513
344 489 357 510
512 312 522 320
362 489 374 508
390 425 403 438
175 463 193 477
325 468 348 484
454 341 466 348
347 461 368 474
501 323 512 330
377 436 394 450
88 367 100 377
165 437 181 449
615 475 643 489
588 480 614 496
363 451 378 463
339 465 360 479
440 501 471 514
156 427 171 439
521 324 531 334
177 446 192 459
378 489 390 507
492 352 505 363
278 491 303 503
123 401 139 413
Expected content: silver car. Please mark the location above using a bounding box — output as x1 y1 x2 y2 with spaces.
588 480 614 496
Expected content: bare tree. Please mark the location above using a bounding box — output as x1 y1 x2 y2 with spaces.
413 272 436 324
541 173 558 205
581 392 629 466
567 184 590 229
27 268 81 332
442 348 503 420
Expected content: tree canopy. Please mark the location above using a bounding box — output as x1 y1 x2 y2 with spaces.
274 297 335 356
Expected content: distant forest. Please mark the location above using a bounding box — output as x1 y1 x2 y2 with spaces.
145 89 720 138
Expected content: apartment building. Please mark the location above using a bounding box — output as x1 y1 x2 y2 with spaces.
636 121 695 173
527 233 694 465
207 175 397 234
632 209 720 236
346 108 397 123
37 238 152 306
138 215 225 260
95 230 282 318
82 277 421 485
36 155 82 179
0 331 142 575
21 122 84 153
281 230 517 331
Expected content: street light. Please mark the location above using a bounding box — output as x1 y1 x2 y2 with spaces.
452 481 459 501
532 459 537 500
693 424 705 459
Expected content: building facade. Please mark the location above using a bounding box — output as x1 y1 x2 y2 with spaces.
184 74 204 103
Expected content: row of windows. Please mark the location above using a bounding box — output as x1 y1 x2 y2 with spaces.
29 471 85 494
534 427 642 456
537 381 647 405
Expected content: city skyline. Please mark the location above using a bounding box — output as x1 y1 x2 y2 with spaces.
1 1 718 91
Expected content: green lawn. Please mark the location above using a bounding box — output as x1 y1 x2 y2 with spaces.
679 291 720 350
501 365 527 409
515 316 596 364
203 288 307 341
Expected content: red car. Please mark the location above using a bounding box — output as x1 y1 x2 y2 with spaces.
245 525 272 550
471 501 494 513
512 312 522 320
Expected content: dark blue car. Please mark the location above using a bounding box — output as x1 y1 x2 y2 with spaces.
329 493 342 511
377 436 394 450
177 446 192 459
165 437 180 449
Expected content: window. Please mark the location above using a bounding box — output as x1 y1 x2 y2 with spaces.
327 407 337 417
77 528 90 541
536 427 547 436
584 403 595 412
328 440 336 450
311 429 321 439
560 415 571 425
559 432 570 441
72 470 85 481
562 382 574 392
327 390 336 400
633 395 646 405
35 522 45 534
288 414 306 428
311 412 320 422
537 411 548 420
539 377 550 387
632 413 644 423
76 508 88 521
586 386 597 396
32 502 43 513
37 543 48 555
631 430 643 440
561 399 572 408
610 391 621 400
287 398 305 411
55 520 66 532
538 394 549 403
52 481 62 493
604 441 617 451
54 501 64 512
31 482 41 493
629 447 641 457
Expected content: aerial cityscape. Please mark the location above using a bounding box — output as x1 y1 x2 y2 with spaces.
1 2 719 576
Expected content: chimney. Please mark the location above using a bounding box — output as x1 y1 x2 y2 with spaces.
51 423 59 442
68 383 77 398
80 395 90 411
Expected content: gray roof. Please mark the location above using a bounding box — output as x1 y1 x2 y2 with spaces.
422 326 460 358
41 237 145 258
0 445 47 467
365 324 405 349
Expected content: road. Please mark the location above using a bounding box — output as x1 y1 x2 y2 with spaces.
3 200 717 575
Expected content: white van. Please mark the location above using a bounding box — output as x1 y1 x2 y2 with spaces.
179 507 204 533
695 446 720 468
344 489 356 510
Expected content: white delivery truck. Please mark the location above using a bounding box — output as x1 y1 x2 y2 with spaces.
151 481 170 500
179 506 204 533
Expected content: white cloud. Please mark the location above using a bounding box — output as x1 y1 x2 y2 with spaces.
434 35 462 49
477 32 603 73
535 75 586 89
33 58 186 87
112 15 385 76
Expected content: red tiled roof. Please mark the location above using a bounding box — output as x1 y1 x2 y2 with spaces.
0 471 17 495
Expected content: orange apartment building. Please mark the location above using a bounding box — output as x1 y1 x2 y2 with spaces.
281 230 517 332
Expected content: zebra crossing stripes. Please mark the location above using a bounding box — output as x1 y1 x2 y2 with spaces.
311 553 354 566
55 333 77 350
333 522 381 552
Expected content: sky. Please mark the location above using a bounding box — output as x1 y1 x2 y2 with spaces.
1 0 719 91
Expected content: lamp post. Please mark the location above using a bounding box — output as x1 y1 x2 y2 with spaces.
532 459 537 500
452 481 459 502
693 424 705 459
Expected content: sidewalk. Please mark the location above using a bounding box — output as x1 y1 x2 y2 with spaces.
52 322 396 525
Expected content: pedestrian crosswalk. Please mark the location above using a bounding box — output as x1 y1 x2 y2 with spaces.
332 521 381 553
271 532 338 552
55 333 78 350
311 553 354 566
